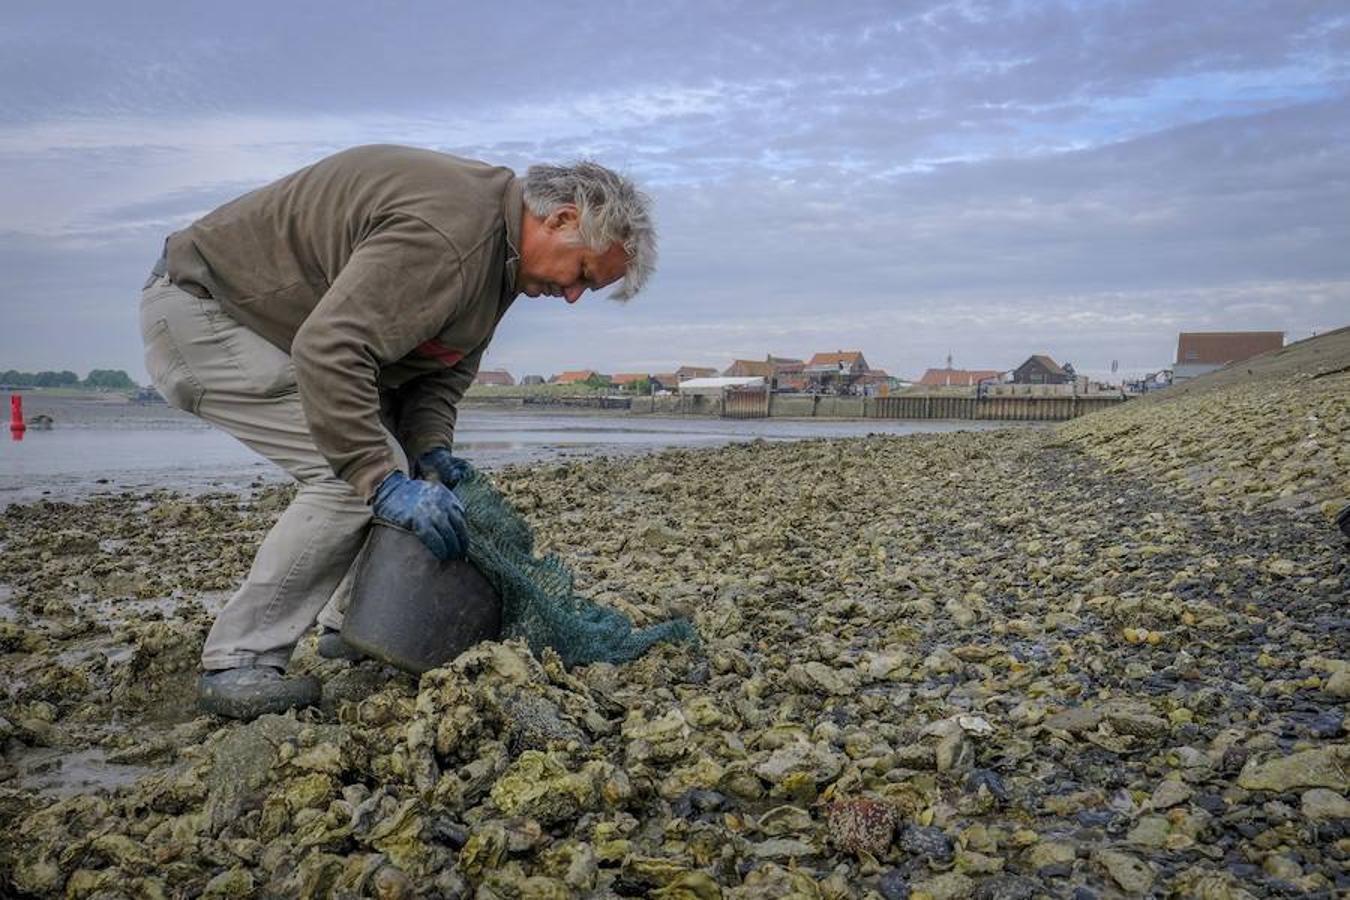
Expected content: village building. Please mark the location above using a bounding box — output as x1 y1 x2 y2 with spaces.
520 375 546 386
722 359 776 378
610 373 652 392
550 369 610 387
804 350 870 393
722 355 805 391
1011 354 1072 385
917 367 1001 388
472 369 515 387
649 373 680 392
678 376 766 395
855 369 891 396
675 366 718 381
1174 331 1284 382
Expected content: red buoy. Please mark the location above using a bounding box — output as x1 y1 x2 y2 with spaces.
10 394 26 440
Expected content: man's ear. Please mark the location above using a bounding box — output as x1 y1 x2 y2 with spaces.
546 204 580 232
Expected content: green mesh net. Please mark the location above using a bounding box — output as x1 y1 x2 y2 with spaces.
453 466 699 668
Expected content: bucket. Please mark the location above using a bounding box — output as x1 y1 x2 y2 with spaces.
341 520 503 674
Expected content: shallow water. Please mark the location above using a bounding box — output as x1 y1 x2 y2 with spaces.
0 395 1018 506
11 746 158 799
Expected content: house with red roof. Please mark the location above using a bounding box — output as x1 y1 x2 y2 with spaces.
551 369 610 386
472 369 515 387
918 367 1001 388
804 350 870 393
610 373 653 392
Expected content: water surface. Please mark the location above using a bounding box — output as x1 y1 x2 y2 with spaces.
0 395 1017 506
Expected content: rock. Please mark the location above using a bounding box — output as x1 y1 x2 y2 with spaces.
1300 787 1350 820
1125 816 1170 848
1262 853 1302 879
205 714 303 833
1237 746 1350 793
788 661 859 696
1044 706 1102 734
750 837 818 859
1105 708 1169 739
638 521 680 548
971 875 1041 900
202 867 255 898
877 870 911 900
935 733 974 773
910 871 974 900
828 798 898 855
899 824 955 863
1150 779 1193 810
1025 840 1075 870
1095 849 1154 895
753 741 847 786
1324 669 1350 698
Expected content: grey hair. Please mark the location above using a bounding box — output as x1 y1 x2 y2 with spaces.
522 160 656 300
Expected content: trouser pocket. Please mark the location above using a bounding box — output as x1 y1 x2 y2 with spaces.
141 310 206 413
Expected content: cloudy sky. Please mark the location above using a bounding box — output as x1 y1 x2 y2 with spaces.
1 1 1346 380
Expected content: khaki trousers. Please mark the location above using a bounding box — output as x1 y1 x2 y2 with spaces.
139 275 406 670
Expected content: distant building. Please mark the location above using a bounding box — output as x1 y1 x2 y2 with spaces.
678 376 766 395
804 350 870 393
1011 354 1071 385
722 359 776 378
1174 331 1284 382
649 373 680 391
610 373 651 391
917 367 1001 387
676 366 718 381
855 369 891 396
551 369 609 386
520 375 546 386
473 369 515 387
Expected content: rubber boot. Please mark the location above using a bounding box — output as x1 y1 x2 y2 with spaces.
317 627 366 662
197 665 321 720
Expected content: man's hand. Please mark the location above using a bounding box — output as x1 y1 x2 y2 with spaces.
415 447 472 487
372 471 470 560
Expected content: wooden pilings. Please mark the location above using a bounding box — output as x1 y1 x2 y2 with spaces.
868 395 1126 421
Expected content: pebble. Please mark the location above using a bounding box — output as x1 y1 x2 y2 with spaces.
1300 787 1350 820
1150 779 1193 810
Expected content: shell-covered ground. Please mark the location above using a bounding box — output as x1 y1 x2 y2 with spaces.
1 332 1347 899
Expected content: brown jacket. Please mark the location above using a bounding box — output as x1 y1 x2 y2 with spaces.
165 145 521 498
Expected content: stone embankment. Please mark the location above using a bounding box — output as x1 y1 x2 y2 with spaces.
0 330 1346 898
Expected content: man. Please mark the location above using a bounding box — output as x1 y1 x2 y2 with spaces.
139 145 655 719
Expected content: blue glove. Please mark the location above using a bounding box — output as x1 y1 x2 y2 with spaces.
415 447 472 487
371 471 470 561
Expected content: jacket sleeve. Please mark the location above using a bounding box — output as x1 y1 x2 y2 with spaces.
290 218 465 500
393 344 485 459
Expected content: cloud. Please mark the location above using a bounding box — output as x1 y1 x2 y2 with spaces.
0 0 1346 380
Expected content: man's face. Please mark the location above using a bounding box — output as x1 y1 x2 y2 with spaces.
518 205 628 304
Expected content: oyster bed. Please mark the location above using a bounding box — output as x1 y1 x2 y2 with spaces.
1 337 1348 899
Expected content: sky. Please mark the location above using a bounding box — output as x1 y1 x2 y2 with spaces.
1 1 1347 381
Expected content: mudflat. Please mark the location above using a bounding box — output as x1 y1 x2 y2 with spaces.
0 331 1346 898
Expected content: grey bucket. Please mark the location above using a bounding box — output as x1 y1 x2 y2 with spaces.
341 520 503 674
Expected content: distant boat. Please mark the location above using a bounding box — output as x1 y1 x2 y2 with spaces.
133 387 166 404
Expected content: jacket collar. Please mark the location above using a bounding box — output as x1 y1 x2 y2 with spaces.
502 176 524 298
